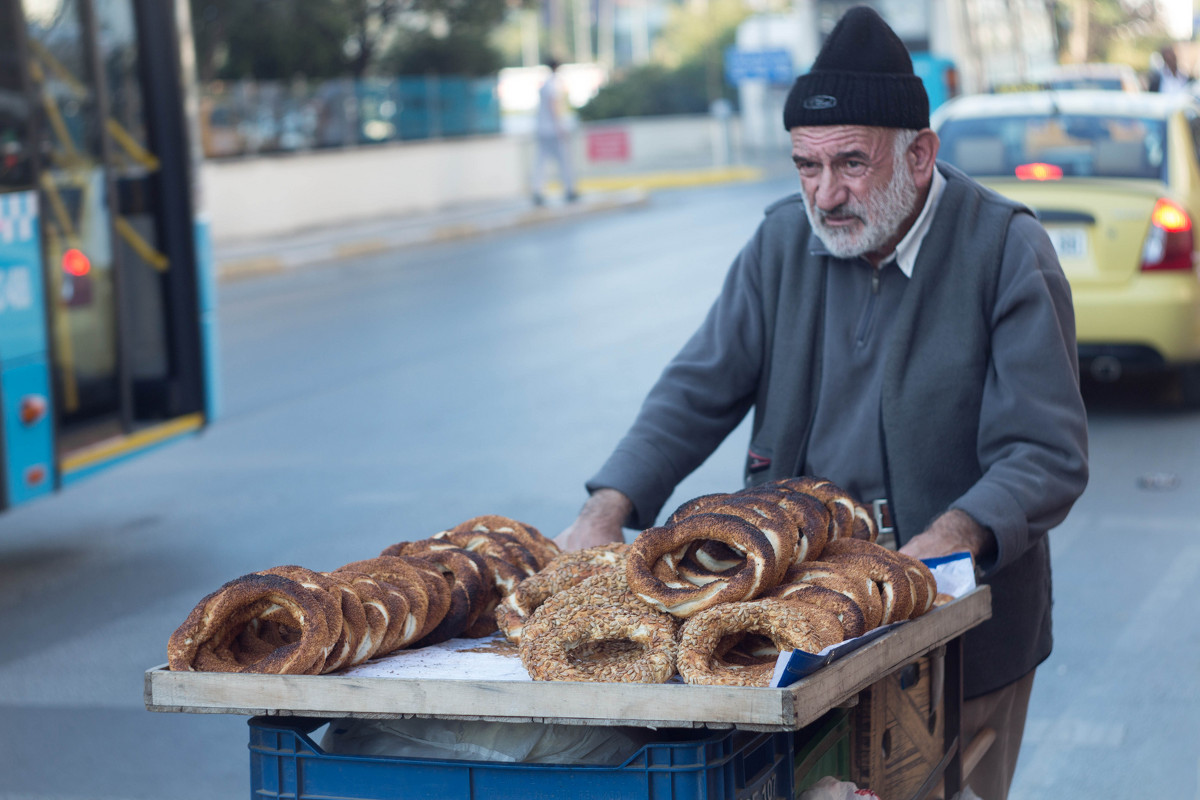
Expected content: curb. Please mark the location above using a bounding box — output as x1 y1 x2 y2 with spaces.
578 165 764 193
217 189 649 282
215 165 764 282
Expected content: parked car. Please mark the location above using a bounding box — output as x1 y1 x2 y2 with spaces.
933 90 1200 405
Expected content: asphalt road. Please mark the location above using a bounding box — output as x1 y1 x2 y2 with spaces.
0 175 1196 799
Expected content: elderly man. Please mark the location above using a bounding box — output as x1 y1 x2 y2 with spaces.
555 6 1088 799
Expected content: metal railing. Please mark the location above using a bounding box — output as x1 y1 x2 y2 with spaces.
199 76 501 159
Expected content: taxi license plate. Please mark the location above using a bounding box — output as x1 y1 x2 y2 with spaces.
1047 227 1088 259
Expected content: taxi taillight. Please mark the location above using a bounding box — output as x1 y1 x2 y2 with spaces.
1141 198 1194 272
1015 163 1062 181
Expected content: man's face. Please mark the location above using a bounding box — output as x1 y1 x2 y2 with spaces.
790 125 919 260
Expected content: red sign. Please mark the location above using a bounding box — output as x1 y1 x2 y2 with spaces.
586 128 630 162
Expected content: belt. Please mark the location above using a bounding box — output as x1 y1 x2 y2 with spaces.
871 498 895 537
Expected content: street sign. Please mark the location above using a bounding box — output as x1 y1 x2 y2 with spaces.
586 128 630 162
724 48 794 85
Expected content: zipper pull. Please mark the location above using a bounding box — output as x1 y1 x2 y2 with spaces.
871 268 880 294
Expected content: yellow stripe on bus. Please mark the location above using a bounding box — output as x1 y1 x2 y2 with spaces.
61 413 204 473
106 118 161 171
114 216 170 271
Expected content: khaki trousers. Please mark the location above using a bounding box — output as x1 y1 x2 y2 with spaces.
959 669 1036 800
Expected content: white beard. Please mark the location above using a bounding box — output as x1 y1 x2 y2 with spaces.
803 157 920 259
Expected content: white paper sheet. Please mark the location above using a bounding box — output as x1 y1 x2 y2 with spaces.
341 633 531 681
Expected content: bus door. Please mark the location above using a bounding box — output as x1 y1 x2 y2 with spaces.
0 0 209 509
1 0 54 506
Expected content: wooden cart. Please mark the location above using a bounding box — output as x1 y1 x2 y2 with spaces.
145 586 990 799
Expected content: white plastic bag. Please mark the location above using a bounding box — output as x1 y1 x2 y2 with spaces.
320 717 653 765
798 776 881 800
797 775 984 800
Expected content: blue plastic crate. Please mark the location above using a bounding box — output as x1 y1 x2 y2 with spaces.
248 717 793 800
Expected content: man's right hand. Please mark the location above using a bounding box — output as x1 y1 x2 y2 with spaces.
554 488 633 552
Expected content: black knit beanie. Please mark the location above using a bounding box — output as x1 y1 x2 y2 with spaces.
783 5 929 131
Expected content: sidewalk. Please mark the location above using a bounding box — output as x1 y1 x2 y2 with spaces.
213 164 765 281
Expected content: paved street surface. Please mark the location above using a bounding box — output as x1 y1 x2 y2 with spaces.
0 175 1197 799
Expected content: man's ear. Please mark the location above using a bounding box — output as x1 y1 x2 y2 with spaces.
907 129 940 187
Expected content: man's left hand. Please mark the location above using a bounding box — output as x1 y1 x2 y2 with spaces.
898 509 996 567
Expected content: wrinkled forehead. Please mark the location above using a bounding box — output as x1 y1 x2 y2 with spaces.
790 125 897 160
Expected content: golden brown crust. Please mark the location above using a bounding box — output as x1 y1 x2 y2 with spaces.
519 607 678 683
689 540 744 572
393 538 525 633
391 556 452 641
255 565 344 672
336 573 395 662
713 632 780 667
820 552 913 625
447 515 560 569
677 599 842 686
674 541 741 586
451 536 531 595
540 542 630 573
495 557 624 644
568 639 645 670
318 571 369 670
625 514 782 618
664 493 737 525
519 572 677 682
784 561 885 631
666 496 798 586
334 556 432 645
902 560 938 618
534 570 643 614
765 477 877 543
168 573 334 674
819 538 937 619
763 582 867 639
428 530 541 580
461 593 502 638
410 548 493 646
737 485 832 563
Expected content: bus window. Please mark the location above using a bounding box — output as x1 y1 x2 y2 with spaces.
24 0 123 449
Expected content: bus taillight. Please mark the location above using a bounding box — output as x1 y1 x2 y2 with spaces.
62 248 90 276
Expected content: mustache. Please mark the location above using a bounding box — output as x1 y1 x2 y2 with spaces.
817 204 863 224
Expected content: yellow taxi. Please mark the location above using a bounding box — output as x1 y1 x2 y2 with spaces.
932 90 1200 405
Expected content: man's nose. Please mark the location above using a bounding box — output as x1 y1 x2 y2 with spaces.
814 172 847 211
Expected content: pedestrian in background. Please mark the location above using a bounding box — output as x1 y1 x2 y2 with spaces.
555 7 1088 799
532 58 578 206
1149 44 1191 93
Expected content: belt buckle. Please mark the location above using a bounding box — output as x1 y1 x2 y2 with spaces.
871 498 895 536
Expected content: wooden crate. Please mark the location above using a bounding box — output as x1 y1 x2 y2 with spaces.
850 648 946 799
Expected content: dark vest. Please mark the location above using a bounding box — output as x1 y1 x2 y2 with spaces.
746 164 1049 696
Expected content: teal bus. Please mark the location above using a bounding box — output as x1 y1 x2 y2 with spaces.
0 0 217 511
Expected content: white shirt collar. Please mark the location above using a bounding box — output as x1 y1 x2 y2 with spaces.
883 166 946 278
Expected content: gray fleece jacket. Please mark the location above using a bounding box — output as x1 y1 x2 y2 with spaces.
588 163 1089 697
